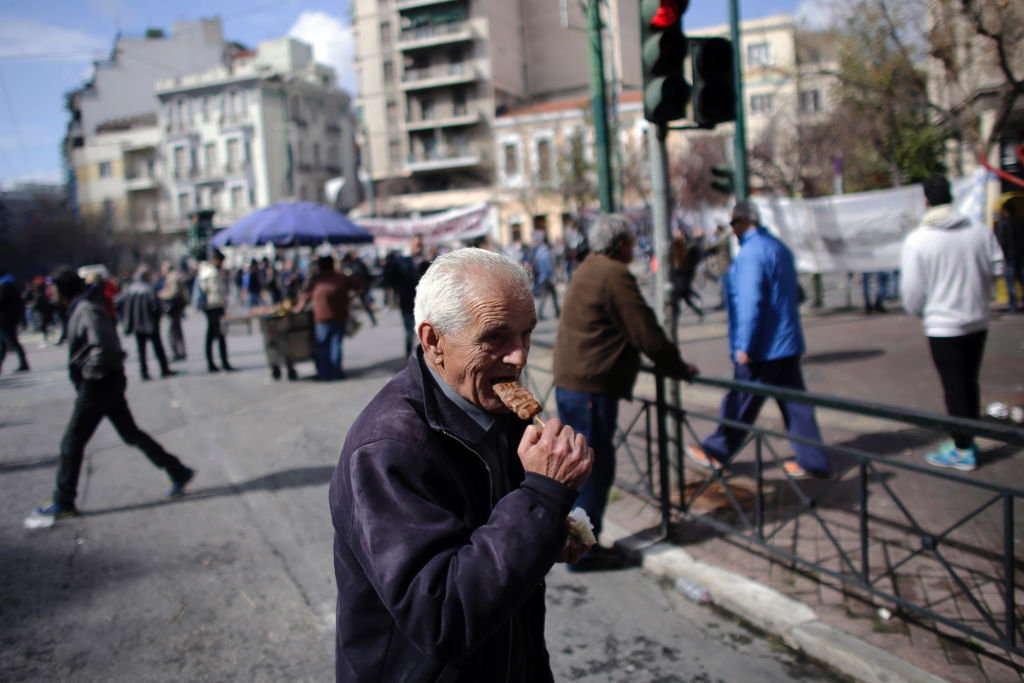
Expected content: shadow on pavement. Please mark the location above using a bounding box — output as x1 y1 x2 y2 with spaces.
802 348 885 364
82 465 336 518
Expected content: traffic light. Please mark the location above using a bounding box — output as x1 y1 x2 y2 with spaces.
640 0 690 125
710 165 734 195
689 37 736 129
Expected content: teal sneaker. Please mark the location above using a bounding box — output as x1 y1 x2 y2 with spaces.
925 442 977 472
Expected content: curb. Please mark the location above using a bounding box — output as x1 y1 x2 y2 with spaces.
603 519 945 683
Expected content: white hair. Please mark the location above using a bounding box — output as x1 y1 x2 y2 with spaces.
588 213 634 254
732 199 761 225
414 248 533 335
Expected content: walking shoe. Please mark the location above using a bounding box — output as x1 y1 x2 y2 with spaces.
207 365 221 373
925 442 977 472
782 460 829 479
32 501 79 519
685 444 723 470
167 468 195 497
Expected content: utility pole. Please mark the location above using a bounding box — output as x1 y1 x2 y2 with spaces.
729 0 749 200
587 0 614 212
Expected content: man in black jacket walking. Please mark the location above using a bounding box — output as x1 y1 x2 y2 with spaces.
0 271 30 373
28 269 194 521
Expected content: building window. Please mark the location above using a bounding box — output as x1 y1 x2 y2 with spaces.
380 22 392 49
204 143 216 173
503 143 518 177
174 146 187 179
389 138 402 167
314 143 321 167
227 138 241 171
420 96 433 120
750 94 774 116
383 60 395 86
98 161 112 178
536 138 551 184
799 89 822 113
452 89 467 116
231 186 244 209
747 42 772 67
386 100 398 127
178 193 191 216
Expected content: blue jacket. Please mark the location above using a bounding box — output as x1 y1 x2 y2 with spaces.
724 226 805 363
329 349 577 682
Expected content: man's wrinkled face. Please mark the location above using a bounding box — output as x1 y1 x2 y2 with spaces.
435 278 536 414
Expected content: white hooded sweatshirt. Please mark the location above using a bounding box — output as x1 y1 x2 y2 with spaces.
900 204 1004 337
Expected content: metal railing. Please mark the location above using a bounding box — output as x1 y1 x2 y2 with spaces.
521 363 1024 659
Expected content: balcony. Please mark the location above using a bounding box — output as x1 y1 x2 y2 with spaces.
405 109 481 131
401 63 477 91
398 21 473 50
125 173 158 192
397 0 463 7
407 147 481 173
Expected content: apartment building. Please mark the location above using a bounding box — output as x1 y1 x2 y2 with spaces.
351 0 641 215
154 37 360 232
65 19 236 259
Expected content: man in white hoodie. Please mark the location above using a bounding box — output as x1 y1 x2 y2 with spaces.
901 175 1004 471
195 249 236 373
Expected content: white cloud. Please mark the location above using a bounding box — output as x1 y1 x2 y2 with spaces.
0 17 108 61
287 11 358 95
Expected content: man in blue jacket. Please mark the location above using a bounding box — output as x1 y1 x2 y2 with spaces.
686 200 830 478
329 248 593 682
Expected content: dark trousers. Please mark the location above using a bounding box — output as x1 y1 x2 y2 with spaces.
0 320 29 370
702 355 830 474
534 280 560 319
166 308 186 359
555 387 618 539
927 330 987 449
401 308 415 356
1005 258 1023 311
55 372 187 507
135 332 170 378
204 307 230 369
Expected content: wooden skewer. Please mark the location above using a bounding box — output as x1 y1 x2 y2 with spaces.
534 415 546 428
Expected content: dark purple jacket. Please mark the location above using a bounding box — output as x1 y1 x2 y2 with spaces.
329 350 577 682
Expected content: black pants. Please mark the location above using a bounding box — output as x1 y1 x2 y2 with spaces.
55 372 188 507
135 332 170 378
204 307 230 369
927 330 987 449
0 319 29 370
166 305 186 359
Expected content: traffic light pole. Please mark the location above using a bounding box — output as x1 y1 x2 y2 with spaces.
648 122 672 330
729 0 749 200
588 0 614 212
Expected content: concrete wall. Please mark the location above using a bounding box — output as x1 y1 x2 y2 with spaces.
79 18 227 135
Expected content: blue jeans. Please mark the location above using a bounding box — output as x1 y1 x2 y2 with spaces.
314 320 346 380
701 355 829 474
555 387 619 539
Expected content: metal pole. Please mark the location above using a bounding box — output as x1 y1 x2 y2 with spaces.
729 0 749 200
363 124 377 218
648 123 672 327
588 0 614 212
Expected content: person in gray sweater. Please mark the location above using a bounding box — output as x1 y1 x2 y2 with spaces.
901 175 1004 471
29 269 194 520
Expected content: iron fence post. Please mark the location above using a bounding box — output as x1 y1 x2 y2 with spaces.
655 370 670 536
860 462 870 582
1005 494 1016 647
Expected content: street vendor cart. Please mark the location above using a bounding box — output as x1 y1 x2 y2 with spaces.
258 310 315 380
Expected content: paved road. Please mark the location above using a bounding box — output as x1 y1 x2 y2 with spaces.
1 305 838 682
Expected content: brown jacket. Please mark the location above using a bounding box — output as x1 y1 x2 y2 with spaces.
301 271 358 323
553 253 690 399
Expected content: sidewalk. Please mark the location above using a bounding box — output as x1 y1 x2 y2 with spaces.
529 301 1024 683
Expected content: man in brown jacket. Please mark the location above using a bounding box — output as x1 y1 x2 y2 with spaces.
297 255 359 380
553 213 698 570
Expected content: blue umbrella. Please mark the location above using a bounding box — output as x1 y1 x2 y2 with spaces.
210 201 373 247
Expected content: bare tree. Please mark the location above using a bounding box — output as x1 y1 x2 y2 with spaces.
558 128 597 218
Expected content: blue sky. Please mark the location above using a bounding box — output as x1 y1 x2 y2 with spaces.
0 0 828 188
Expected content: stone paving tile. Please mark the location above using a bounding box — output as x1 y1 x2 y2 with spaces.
980 654 1024 682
